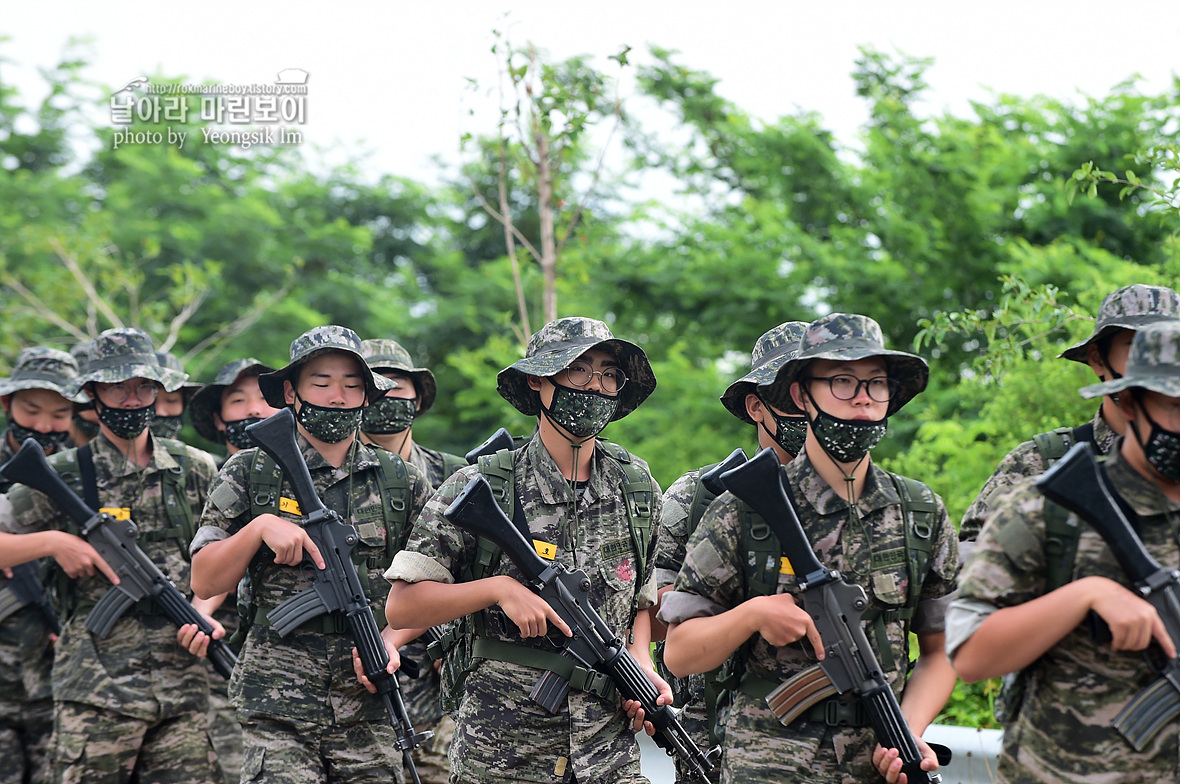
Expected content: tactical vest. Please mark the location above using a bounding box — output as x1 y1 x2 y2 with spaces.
718 470 941 721
233 447 412 640
49 439 195 621
992 423 1094 724
440 452 467 482
433 442 654 712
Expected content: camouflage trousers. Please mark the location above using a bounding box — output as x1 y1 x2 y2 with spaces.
206 681 242 783
0 697 53 784
51 701 222 784
408 713 455 784
240 717 404 784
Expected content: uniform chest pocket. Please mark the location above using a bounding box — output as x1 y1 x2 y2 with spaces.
867 546 909 607
598 553 638 594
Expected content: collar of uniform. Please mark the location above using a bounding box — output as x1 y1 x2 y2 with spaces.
524 434 611 505
1103 437 1180 519
784 450 899 517
91 431 182 477
1092 405 1117 455
296 432 381 477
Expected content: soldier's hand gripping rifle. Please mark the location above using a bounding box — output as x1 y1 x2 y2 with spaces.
1036 441 1180 751
443 474 722 782
719 448 950 784
245 410 431 783
0 438 236 678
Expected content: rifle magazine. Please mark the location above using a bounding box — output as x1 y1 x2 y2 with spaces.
266 588 328 637
766 664 839 726
530 670 571 714
85 588 137 638
1113 675 1180 752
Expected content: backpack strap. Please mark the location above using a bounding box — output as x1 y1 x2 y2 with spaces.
138 439 195 560
372 448 412 561
77 444 100 512
1032 425 1094 592
599 441 655 583
686 462 721 539
440 452 467 483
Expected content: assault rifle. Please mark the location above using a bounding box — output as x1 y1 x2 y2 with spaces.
0 561 60 635
0 438 236 678
1036 441 1180 752
719 447 949 784
443 474 721 782
245 410 431 784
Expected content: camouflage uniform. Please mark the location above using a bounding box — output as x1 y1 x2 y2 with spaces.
948 320 1180 784
661 313 957 784
958 407 1116 542
660 453 958 784
360 338 463 784
2 329 221 784
959 284 1180 546
191 326 425 784
0 348 84 784
652 321 809 784
386 317 662 784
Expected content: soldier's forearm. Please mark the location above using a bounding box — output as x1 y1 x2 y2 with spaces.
190 527 261 598
664 608 755 677
0 530 63 569
899 633 957 736
386 576 506 630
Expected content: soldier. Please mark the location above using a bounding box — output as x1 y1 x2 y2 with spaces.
188 358 279 461
359 339 465 488
649 321 808 784
189 325 431 784
659 313 959 784
948 319 1180 784
151 351 203 440
358 338 463 784
385 316 669 784
0 327 223 784
67 340 100 447
0 347 84 784
186 358 279 783
959 284 1180 551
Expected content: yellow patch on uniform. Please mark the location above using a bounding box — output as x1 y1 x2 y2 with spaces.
99 507 131 520
533 540 557 560
779 557 794 575
554 757 568 777
278 497 302 516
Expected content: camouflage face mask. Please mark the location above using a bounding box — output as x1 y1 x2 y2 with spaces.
1132 406 1180 482
805 390 887 464
97 402 154 439
222 417 265 449
361 396 416 435
149 414 184 439
73 412 100 440
295 396 362 444
540 383 618 440
8 422 71 452
758 404 809 457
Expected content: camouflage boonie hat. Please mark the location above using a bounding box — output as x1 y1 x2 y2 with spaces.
155 351 202 395
496 316 656 420
1060 284 1180 363
1080 321 1180 399
0 347 86 402
188 357 275 442
258 325 392 409
360 339 438 415
720 322 808 423
759 313 929 415
75 328 185 389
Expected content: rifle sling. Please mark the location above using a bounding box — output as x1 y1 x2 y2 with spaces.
78 444 100 512
471 637 616 700
736 673 868 727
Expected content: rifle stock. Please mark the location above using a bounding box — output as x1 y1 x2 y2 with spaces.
0 439 237 680
245 410 431 783
464 427 516 465
443 475 721 781
1036 442 1180 751
719 447 945 784
699 448 748 497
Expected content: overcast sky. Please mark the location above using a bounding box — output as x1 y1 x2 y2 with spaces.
3 1 1178 185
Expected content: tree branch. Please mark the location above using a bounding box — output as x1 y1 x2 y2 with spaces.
50 237 124 329
0 274 90 341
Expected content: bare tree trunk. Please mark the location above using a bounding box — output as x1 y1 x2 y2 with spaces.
535 122 557 324
499 136 530 343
